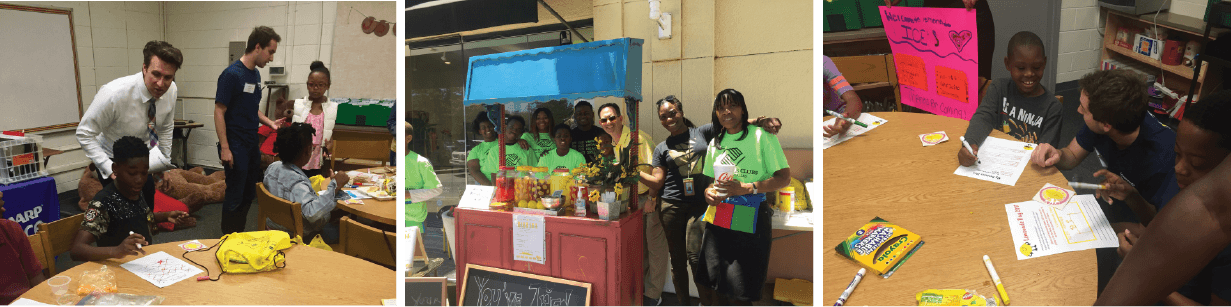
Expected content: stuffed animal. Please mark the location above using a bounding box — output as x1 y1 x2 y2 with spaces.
1184 41 1200 68
76 166 103 211
158 167 226 213
79 166 226 214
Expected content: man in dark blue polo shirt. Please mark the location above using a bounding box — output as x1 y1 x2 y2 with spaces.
1031 69 1179 228
1031 69 1190 301
214 26 281 235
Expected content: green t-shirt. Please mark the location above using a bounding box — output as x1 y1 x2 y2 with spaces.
468 141 497 181
522 132 554 159
537 148 587 172
703 126 789 184
405 150 440 226
482 142 537 178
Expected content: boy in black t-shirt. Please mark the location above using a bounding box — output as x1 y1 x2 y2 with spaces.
71 136 193 261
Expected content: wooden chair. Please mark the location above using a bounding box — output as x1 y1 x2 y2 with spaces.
37 213 84 274
256 182 305 239
338 216 398 267
27 230 54 276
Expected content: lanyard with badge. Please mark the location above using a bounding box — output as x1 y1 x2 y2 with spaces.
682 139 705 196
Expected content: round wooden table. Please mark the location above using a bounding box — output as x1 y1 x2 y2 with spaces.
337 189 396 225
823 112 1097 305
18 239 395 305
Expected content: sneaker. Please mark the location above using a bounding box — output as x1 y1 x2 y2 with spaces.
643 296 661 306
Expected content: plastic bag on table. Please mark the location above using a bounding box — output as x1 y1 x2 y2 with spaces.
77 265 117 295
80 292 166 305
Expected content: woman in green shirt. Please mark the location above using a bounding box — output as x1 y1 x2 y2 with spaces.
404 122 442 228
523 107 556 159
700 89 792 305
466 112 498 185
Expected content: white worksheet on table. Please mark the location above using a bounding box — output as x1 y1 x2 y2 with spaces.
953 136 1036 186
821 113 888 149
120 251 204 288
1004 195 1118 260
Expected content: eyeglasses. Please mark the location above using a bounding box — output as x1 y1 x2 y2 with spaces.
307 82 329 88
600 116 619 123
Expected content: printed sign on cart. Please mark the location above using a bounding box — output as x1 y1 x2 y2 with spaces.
513 214 546 264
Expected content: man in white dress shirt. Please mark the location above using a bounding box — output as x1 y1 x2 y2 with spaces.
76 40 182 209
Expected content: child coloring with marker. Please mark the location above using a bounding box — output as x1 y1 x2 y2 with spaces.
959 31 1063 166
71 136 194 261
822 55 865 137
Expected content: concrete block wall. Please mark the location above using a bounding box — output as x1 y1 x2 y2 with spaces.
593 0 814 150
1055 0 1211 84
165 1 338 168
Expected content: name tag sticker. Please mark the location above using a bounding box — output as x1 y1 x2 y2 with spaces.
243 83 256 93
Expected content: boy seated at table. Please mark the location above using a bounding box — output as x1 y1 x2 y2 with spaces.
538 124 587 172
1112 90 1231 305
0 191 47 305
405 122 442 229
71 136 194 261
959 31 1064 166
264 123 350 244
822 55 864 137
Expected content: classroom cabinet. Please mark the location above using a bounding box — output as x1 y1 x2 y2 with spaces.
454 208 644 306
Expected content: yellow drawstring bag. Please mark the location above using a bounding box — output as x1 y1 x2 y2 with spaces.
215 230 293 274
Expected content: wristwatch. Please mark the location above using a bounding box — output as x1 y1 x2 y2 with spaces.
750 183 758 195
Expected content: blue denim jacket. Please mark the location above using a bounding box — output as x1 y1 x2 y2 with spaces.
263 161 338 238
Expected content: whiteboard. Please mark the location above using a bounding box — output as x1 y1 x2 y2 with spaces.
0 4 82 131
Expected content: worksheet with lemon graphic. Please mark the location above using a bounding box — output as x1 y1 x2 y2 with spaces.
1003 195 1117 260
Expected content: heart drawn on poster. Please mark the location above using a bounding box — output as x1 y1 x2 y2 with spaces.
949 30 973 53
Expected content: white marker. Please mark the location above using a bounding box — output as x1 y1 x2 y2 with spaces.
983 255 1010 305
960 136 977 158
1069 182 1107 190
129 231 142 249
834 268 866 306
1094 148 1108 168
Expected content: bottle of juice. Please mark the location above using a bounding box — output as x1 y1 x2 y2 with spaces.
513 166 527 202
493 166 515 208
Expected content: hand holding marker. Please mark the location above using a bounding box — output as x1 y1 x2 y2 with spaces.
825 110 869 128
128 231 142 249
960 136 978 159
1069 182 1107 190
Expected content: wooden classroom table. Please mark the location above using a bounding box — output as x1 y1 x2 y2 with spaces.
18 239 394 305
336 168 396 226
823 112 1097 305
337 189 396 226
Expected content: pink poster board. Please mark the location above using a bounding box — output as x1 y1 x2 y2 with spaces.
880 7 979 120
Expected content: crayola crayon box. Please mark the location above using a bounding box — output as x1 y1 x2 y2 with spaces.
834 217 924 277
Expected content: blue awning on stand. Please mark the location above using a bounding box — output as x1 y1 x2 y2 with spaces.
462 38 643 106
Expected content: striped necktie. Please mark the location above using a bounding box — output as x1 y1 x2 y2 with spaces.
147 98 158 148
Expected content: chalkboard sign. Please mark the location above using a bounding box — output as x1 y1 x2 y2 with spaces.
405 277 448 306
460 264 591 306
